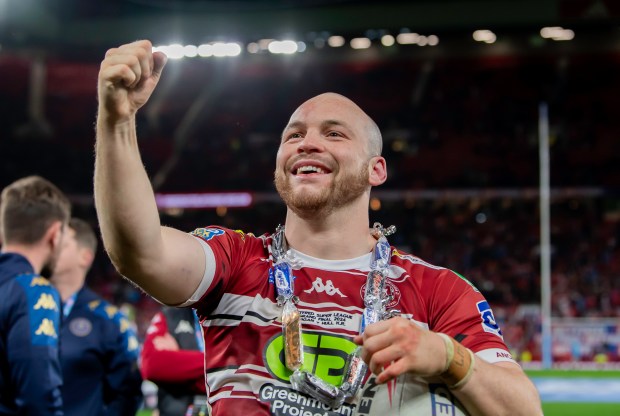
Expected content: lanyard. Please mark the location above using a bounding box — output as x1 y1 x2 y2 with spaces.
270 223 397 408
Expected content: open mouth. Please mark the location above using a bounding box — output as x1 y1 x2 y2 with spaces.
291 161 332 176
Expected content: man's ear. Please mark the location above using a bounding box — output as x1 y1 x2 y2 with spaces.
368 156 387 186
45 220 64 250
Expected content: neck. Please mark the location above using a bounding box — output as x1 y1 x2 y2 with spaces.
50 273 84 302
283 198 376 259
1 243 47 274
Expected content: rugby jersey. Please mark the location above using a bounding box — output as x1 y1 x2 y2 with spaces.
186 227 514 416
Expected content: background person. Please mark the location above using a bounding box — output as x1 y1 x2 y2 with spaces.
141 307 207 416
0 175 70 416
50 218 143 416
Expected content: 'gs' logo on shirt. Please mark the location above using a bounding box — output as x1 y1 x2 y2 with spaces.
263 331 357 387
476 301 503 339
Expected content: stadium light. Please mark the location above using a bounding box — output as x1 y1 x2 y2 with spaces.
197 44 214 57
154 42 241 58
268 40 298 54
540 27 575 41
327 36 346 47
381 35 395 47
396 33 420 45
473 30 497 44
350 37 371 49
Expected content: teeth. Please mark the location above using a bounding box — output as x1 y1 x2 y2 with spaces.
296 165 324 174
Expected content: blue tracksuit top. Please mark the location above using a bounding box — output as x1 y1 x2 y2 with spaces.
59 286 142 416
0 252 64 416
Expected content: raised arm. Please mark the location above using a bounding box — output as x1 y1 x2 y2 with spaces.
94 40 205 305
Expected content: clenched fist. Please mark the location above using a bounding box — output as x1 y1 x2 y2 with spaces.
97 40 167 122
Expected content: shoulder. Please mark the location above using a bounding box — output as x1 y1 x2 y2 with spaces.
190 226 266 245
391 248 480 292
189 226 271 258
14 274 61 307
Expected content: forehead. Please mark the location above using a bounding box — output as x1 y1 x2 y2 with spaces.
286 94 366 130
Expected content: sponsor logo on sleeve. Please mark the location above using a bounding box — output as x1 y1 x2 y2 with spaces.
476 301 503 339
191 227 225 241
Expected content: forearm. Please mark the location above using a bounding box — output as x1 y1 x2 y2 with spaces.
94 115 164 285
453 359 542 416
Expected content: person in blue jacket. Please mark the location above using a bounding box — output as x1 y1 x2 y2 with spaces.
50 218 143 416
0 175 71 416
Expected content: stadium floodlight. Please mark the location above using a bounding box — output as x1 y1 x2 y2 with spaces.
183 45 198 58
212 42 242 57
153 44 185 59
247 43 260 54
350 37 371 49
381 35 395 47
327 36 345 47
197 44 213 57
473 30 497 44
540 27 574 41
417 35 428 46
427 35 439 46
297 42 307 52
268 40 298 54
396 33 420 45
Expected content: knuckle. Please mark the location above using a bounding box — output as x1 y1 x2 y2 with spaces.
104 47 118 58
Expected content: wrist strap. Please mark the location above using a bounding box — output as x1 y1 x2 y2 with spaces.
437 333 475 389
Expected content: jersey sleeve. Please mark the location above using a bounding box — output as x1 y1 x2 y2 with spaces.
180 226 250 307
9 276 63 415
426 269 516 364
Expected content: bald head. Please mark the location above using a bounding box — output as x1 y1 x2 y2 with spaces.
288 93 383 157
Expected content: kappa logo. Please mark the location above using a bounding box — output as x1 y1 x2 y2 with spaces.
33 293 58 311
119 318 129 333
174 320 194 334
105 305 118 319
35 318 58 337
128 335 139 352
304 277 347 297
30 277 50 287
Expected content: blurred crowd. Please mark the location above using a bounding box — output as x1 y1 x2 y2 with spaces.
1 48 619 364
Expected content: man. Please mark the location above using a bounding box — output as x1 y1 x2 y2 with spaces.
95 40 542 415
0 175 70 416
50 218 143 416
141 307 207 416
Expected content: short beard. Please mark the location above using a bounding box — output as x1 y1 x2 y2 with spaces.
274 162 369 218
40 249 60 279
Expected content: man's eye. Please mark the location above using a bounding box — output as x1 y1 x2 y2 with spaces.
327 131 342 137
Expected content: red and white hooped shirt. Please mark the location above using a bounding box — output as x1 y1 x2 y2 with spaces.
184 226 515 416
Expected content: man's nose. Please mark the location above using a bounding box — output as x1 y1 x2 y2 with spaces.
297 131 324 153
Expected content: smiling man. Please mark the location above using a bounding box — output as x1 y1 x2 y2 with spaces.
94 40 542 416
